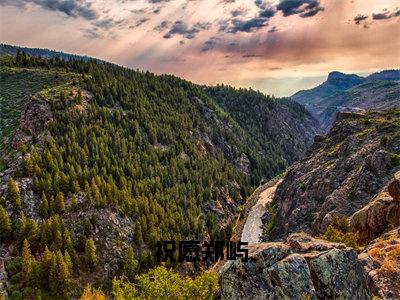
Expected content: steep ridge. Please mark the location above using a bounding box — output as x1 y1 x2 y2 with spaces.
207 86 319 165
269 110 400 240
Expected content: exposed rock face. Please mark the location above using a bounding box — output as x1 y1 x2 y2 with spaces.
388 177 400 202
350 174 400 245
270 110 400 241
18 95 53 134
12 94 53 149
219 233 369 300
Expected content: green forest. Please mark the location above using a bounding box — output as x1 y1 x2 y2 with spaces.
0 51 316 298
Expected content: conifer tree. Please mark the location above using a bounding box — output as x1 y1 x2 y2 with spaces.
64 250 73 274
15 212 27 241
25 218 39 246
23 155 34 176
134 223 143 245
22 239 33 283
39 192 49 219
123 245 138 280
55 191 65 214
84 238 97 268
42 246 53 276
71 194 78 211
56 250 71 297
7 178 21 211
49 252 58 295
0 205 11 240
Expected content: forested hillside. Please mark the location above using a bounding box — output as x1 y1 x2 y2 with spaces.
207 86 319 164
0 51 317 298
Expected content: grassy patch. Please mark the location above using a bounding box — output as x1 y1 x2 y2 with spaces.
356 127 375 137
0 66 77 152
326 142 342 157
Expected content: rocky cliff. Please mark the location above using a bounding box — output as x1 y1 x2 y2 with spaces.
269 110 400 240
219 233 370 300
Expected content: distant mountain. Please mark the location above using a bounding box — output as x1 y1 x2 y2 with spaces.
0 43 102 62
291 71 364 107
366 69 400 81
291 70 400 131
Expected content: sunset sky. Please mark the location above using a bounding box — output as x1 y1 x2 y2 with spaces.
1 0 399 96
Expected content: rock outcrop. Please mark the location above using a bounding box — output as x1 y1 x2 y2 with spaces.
350 173 400 244
219 233 370 300
269 110 400 241
12 94 53 149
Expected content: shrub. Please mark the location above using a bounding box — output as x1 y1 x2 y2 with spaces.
320 214 359 248
111 266 218 300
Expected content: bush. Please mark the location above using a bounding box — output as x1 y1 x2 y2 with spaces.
320 214 359 248
111 266 218 300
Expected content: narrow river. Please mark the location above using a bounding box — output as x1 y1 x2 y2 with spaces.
241 179 282 244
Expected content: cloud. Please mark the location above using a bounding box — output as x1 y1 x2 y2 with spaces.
354 14 368 24
231 8 247 17
202 39 217 51
154 20 170 31
354 8 400 26
372 12 391 20
2 0 100 20
130 18 150 29
228 17 268 33
268 26 278 32
163 20 211 39
277 0 323 18
259 7 275 18
81 27 103 39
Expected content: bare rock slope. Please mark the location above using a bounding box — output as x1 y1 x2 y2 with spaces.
270 110 400 240
220 233 369 300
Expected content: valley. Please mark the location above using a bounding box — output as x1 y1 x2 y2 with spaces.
241 179 281 244
0 46 399 299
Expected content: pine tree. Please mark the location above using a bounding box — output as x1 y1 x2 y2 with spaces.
123 245 138 280
15 212 27 242
22 239 33 283
64 250 73 274
23 155 34 176
0 205 11 240
25 218 39 246
42 246 53 275
134 223 143 245
84 238 97 268
56 250 71 297
55 191 65 214
49 252 58 295
7 178 21 211
39 192 49 219
71 195 78 211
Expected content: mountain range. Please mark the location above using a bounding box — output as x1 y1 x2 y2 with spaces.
291 69 400 131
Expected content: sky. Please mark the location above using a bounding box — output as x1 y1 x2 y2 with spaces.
0 0 400 96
